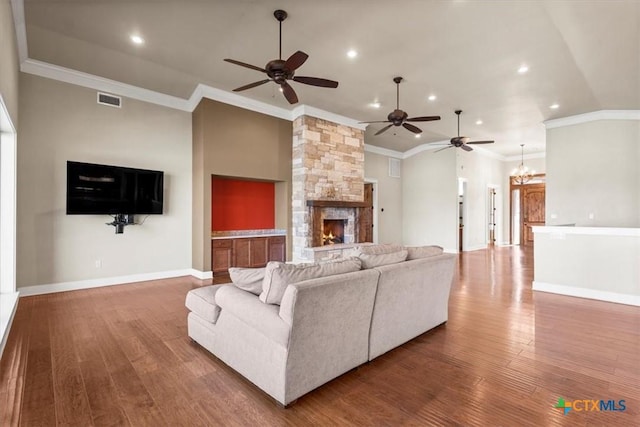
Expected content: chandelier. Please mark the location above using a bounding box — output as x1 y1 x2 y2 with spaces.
511 144 534 184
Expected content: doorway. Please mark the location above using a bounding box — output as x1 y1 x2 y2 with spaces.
458 179 467 252
510 176 545 245
487 187 497 246
360 182 375 243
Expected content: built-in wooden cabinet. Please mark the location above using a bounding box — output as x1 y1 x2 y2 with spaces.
268 236 286 263
211 239 234 273
212 236 286 274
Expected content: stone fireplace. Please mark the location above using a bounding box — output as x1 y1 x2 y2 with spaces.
291 115 365 262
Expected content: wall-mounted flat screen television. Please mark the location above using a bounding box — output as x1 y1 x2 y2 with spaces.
67 161 164 215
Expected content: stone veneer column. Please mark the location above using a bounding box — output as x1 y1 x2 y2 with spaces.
291 115 365 261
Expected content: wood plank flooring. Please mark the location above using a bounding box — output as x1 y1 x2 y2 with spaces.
1 246 638 426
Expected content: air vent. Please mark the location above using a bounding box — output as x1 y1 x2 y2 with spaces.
389 158 401 178
97 92 122 108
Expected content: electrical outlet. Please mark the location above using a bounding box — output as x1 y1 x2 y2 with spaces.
95 259 102 268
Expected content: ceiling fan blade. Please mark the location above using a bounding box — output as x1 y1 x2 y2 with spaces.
284 51 309 72
466 140 495 145
224 58 266 73
281 82 298 104
359 120 392 124
375 124 393 136
461 144 473 152
293 76 339 88
406 116 441 122
435 145 454 153
232 79 271 92
402 123 423 134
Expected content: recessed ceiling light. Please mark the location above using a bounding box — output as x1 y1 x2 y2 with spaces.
518 65 529 74
130 35 144 45
428 95 437 101
279 87 284 92
415 134 421 139
550 103 559 109
369 102 381 109
347 50 358 58
476 120 483 125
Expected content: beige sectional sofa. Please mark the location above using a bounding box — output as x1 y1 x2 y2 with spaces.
186 246 456 406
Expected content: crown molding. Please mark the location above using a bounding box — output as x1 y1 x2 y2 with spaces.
364 144 403 159
21 59 193 111
291 105 367 130
188 83 292 120
544 110 640 129
10 0 28 63
402 140 450 159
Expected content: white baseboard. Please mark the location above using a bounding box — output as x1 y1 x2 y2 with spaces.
189 269 213 280
533 281 640 307
0 292 19 360
464 244 487 252
18 269 196 297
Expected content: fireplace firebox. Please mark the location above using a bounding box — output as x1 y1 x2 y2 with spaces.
322 219 346 245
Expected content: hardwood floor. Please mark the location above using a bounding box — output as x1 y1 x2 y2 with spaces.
1 246 638 426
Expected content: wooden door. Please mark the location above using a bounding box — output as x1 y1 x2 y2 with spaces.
358 183 374 243
521 184 545 245
234 238 251 268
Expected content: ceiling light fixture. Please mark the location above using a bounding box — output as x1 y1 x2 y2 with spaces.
511 144 535 184
550 103 559 109
130 35 145 45
518 65 529 74
428 95 437 101
415 134 421 138
347 50 358 58
370 102 381 109
476 120 483 125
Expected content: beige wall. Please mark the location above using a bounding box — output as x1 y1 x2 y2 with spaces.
0 0 19 125
364 151 402 244
17 74 192 287
546 119 639 227
402 149 458 252
192 99 292 271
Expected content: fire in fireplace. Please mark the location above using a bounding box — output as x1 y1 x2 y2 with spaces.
322 219 346 245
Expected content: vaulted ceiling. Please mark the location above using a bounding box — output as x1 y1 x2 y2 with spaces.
21 0 640 156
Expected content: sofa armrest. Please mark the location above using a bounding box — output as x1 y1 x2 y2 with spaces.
185 284 227 324
215 285 290 348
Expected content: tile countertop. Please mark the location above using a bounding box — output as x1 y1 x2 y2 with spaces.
211 229 287 240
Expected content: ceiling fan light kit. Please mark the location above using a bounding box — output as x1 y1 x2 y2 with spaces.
223 10 339 104
359 77 441 136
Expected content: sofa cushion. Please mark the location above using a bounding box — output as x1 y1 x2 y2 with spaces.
229 267 265 295
405 245 444 260
185 285 226 323
359 250 408 269
259 257 362 305
357 244 404 255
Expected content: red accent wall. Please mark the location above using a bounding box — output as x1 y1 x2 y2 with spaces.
211 177 275 231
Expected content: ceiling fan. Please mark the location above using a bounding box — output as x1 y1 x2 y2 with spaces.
223 9 339 104
360 77 440 136
434 110 494 152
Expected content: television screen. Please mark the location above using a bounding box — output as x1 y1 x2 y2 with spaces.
66 161 163 215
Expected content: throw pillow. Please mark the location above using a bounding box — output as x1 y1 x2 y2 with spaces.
259 257 362 305
405 245 444 260
228 267 266 295
359 249 408 269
